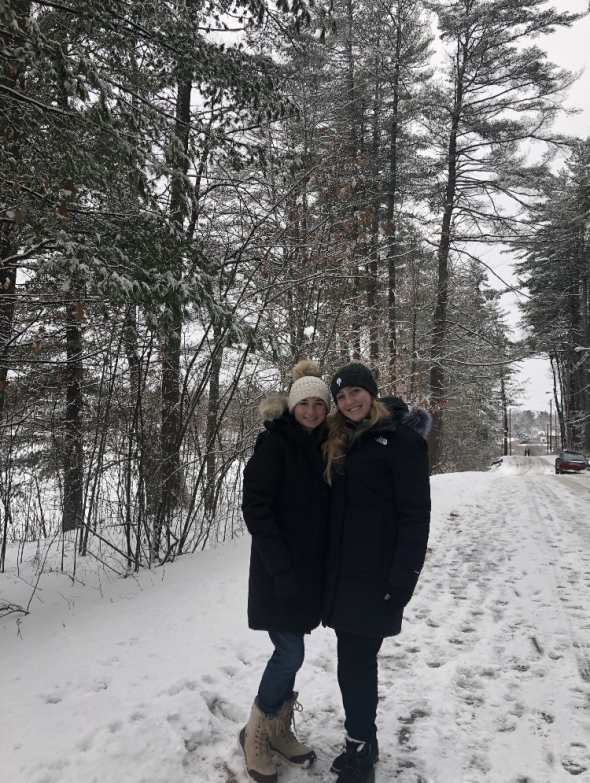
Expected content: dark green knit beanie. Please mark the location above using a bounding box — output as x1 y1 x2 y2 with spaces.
330 363 378 401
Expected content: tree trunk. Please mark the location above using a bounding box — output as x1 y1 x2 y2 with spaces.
386 19 402 393
551 354 566 449
345 0 362 360
429 44 466 472
204 326 224 521
500 374 508 456
0 253 16 421
158 74 191 553
367 57 381 378
581 272 590 451
345 0 358 158
0 0 31 420
63 302 84 532
122 305 140 565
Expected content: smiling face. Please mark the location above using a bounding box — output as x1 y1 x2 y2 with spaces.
293 397 328 432
335 386 373 423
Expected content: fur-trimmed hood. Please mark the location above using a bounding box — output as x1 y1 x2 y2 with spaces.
400 407 432 440
259 393 288 423
380 396 432 440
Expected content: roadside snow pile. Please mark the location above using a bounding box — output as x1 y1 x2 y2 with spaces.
3 469 590 783
490 455 555 476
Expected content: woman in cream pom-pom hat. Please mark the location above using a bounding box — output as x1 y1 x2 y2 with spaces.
239 361 330 783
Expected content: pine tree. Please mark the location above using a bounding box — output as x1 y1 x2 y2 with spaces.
425 0 580 470
517 139 590 451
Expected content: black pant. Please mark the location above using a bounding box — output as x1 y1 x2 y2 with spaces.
336 630 383 743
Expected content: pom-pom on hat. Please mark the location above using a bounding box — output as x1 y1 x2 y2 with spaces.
287 360 331 413
330 362 378 402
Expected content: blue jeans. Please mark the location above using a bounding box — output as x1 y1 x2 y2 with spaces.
257 631 305 716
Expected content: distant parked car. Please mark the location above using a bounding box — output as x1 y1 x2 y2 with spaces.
555 451 588 474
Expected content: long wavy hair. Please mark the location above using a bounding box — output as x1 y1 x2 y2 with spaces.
322 398 391 484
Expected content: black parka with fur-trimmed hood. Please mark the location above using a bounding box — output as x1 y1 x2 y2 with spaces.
242 395 329 633
322 397 431 638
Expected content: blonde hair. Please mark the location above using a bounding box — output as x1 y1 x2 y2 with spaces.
322 398 391 484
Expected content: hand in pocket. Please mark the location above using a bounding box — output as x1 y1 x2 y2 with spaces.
384 585 411 612
274 568 300 600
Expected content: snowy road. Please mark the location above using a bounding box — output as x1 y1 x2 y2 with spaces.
2 465 590 783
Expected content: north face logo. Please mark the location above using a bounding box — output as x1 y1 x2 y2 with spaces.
336 377 342 387
375 436 387 445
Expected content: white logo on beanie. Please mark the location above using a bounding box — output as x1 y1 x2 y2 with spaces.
336 377 342 387
375 437 387 445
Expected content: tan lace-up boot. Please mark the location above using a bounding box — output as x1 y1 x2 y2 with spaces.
238 699 278 783
268 693 316 768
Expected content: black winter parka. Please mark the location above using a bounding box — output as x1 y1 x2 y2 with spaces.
242 395 328 633
323 398 431 638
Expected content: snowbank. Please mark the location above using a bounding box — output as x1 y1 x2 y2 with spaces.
490 455 556 476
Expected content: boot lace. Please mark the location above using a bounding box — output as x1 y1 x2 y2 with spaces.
254 716 273 759
271 700 303 746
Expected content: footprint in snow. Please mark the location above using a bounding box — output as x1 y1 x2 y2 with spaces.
42 691 62 704
561 755 588 776
202 691 247 723
495 714 518 733
395 708 430 753
91 676 109 691
220 665 241 678
166 678 199 695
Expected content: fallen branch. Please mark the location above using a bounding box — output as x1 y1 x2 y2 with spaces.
0 601 29 618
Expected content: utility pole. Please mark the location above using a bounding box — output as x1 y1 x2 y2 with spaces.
501 374 508 456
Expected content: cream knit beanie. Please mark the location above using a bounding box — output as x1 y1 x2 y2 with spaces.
287 360 330 413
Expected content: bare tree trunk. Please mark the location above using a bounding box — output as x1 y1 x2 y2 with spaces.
385 19 402 393
345 0 362 360
551 354 566 449
123 305 140 565
63 302 84 532
0 253 16 421
204 326 224 521
0 0 31 420
367 58 381 378
345 0 358 158
582 273 590 451
352 266 362 359
158 74 191 554
429 48 465 472
500 374 508 456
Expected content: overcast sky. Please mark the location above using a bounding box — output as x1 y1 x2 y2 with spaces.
487 0 590 412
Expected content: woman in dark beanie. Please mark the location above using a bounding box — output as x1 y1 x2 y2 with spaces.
323 362 431 783
239 360 331 783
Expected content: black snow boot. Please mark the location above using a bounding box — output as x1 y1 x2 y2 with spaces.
331 735 378 774
331 737 376 783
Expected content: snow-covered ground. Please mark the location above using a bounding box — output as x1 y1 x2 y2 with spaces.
3 465 590 783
